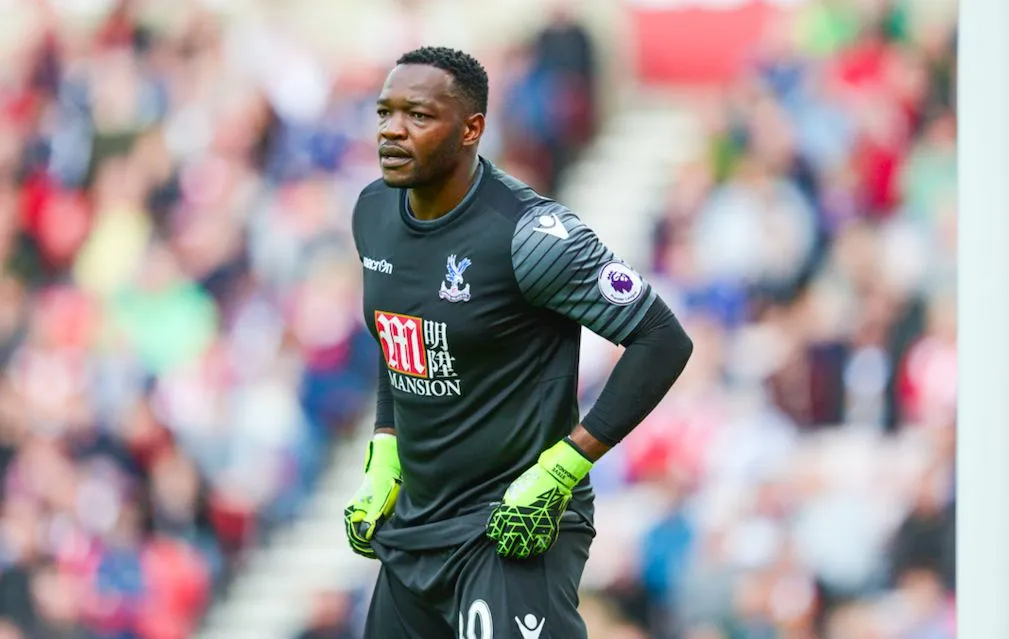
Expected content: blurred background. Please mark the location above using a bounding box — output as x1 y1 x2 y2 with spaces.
0 0 957 637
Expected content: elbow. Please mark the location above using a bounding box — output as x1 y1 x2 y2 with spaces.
622 299 694 379
670 324 694 374
640 319 692 384
680 331 694 364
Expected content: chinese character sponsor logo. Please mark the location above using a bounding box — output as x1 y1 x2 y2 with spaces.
375 310 461 397
439 254 472 303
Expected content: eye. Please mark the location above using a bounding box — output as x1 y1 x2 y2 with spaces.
377 108 390 118
411 112 431 121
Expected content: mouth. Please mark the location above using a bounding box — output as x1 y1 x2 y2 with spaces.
380 155 412 169
379 146 412 169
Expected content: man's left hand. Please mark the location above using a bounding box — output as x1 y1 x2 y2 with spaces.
486 438 593 559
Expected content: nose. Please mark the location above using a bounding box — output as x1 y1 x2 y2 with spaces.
379 112 407 140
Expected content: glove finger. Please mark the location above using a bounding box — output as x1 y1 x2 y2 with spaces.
365 480 401 522
345 517 363 545
359 499 390 541
346 522 377 559
491 520 529 559
344 506 361 531
503 540 521 559
486 508 503 542
350 536 375 556
345 507 375 555
510 537 532 560
346 504 367 523
491 505 561 560
488 512 514 556
356 521 373 540
496 535 516 559
534 533 554 556
350 540 377 559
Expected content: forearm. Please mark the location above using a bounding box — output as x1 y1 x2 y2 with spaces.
567 426 610 462
575 298 693 459
375 353 396 434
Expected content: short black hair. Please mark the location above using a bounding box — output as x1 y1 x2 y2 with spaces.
396 46 489 115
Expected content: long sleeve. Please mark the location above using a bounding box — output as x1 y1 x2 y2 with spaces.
579 297 693 445
511 203 692 445
375 352 395 431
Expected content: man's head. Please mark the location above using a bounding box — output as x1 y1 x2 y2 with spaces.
376 47 488 188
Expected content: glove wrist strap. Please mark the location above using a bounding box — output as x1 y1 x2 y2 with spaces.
562 436 594 462
540 438 593 491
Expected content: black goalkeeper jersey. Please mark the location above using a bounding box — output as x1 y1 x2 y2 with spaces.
352 157 656 551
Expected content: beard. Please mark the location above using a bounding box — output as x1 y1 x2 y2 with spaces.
381 126 463 189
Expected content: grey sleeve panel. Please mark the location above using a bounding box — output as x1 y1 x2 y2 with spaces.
511 203 656 344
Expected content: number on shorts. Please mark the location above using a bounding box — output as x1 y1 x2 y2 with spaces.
459 599 493 639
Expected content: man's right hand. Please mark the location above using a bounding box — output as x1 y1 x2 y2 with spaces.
344 434 401 559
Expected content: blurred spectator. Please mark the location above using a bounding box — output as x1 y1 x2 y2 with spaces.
498 3 599 195
294 590 357 639
889 461 955 592
580 591 651 639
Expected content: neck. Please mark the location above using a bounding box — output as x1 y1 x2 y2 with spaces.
408 155 479 221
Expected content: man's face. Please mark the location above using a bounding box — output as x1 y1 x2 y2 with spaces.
376 64 480 188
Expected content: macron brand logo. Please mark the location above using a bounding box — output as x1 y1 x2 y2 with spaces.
515 614 545 639
363 257 393 275
532 213 569 240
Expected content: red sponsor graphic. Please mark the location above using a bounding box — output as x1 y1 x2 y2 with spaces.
375 311 429 378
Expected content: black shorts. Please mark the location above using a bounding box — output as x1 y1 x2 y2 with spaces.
364 527 593 639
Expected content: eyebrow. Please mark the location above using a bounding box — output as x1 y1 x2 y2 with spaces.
376 97 438 108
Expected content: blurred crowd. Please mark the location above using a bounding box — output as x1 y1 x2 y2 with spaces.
0 0 960 637
0 4 376 639
579 0 958 638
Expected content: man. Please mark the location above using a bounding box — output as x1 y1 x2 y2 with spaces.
346 46 693 638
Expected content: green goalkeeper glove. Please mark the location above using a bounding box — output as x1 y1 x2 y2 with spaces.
344 434 401 559
486 437 594 560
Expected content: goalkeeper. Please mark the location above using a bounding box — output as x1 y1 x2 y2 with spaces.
346 46 694 639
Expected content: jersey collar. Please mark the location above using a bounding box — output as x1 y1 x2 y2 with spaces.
399 157 488 233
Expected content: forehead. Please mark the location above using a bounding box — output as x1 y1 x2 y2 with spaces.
379 64 457 106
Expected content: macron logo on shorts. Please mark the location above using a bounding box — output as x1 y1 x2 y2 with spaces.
515 614 545 639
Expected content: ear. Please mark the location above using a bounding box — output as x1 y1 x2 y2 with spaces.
461 113 485 148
